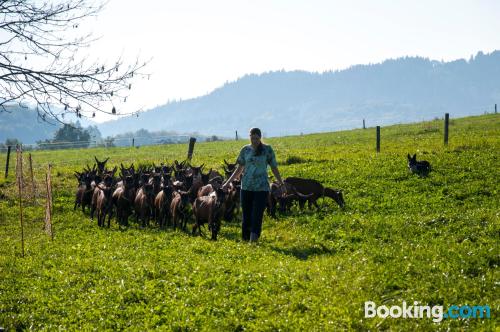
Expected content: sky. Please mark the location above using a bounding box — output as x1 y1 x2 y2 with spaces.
80 0 500 122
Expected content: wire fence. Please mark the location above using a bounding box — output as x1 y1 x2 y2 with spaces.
1 104 497 153
0 134 197 153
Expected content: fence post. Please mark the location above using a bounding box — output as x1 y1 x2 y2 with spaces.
17 146 25 257
5 145 11 179
45 164 53 240
235 130 238 140
132 138 135 147
376 126 380 153
28 153 36 202
495 104 497 114
444 113 449 145
363 119 366 129
187 137 196 161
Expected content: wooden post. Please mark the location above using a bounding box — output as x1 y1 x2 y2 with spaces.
363 119 366 129
45 164 53 240
235 130 238 140
376 126 380 153
17 146 25 257
444 113 449 145
28 153 36 202
5 145 11 178
187 137 196 160
495 104 497 114
132 138 135 147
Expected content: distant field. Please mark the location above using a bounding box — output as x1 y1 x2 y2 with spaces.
0 114 498 330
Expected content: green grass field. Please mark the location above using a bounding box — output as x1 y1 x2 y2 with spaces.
0 114 498 330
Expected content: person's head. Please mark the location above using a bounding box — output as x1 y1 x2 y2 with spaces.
249 127 262 146
249 127 264 156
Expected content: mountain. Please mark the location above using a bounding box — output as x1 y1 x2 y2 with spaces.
0 105 60 143
0 105 97 144
98 50 500 138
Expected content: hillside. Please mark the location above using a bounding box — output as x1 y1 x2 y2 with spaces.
0 105 60 143
0 105 96 144
1 114 498 330
98 51 500 137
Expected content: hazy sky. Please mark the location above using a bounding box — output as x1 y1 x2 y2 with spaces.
81 0 500 121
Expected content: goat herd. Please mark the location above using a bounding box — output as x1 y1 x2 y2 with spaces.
73 157 346 240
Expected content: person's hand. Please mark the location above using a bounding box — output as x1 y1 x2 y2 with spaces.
222 182 229 191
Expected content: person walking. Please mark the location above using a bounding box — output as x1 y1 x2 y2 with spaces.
222 128 284 242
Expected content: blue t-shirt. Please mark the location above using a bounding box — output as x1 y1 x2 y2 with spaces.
236 144 278 192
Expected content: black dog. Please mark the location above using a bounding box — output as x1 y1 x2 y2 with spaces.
407 154 431 176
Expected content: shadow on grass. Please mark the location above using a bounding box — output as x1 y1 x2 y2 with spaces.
269 243 334 260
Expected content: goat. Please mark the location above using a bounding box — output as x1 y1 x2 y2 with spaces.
96 184 114 227
284 177 345 210
90 174 107 220
268 182 313 217
208 169 223 180
94 156 109 175
154 185 174 228
148 173 162 193
134 184 155 227
112 176 135 227
197 184 215 198
192 188 225 240
74 173 93 212
170 190 191 230
222 182 241 221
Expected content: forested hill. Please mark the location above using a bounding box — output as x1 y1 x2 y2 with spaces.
98 51 500 137
2 51 499 142
0 105 60 143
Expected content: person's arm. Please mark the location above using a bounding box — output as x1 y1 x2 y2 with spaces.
267 145 283 186
271 166 283 186
222 164 244 190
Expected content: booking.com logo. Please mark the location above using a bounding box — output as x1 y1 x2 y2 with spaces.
365 301 491 323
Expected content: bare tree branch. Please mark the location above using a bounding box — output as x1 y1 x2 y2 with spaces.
0 0 149 122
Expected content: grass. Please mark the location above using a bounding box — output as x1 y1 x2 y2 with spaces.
0 114 499 330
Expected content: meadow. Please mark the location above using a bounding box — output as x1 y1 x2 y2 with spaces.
0 114 498 330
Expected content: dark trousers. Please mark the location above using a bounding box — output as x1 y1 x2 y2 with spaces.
240 190 268 241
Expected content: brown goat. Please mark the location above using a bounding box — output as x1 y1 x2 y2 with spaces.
268 182 313 217
284 177 345 209
96 184 114 227
197 184 215 198
74 174 93 212
90 175 111 220
154 185 173 228
170 190 191 230
192 188 225 240
149 173 162 196
222 182 240 221
134 184 155 227
112 176 135 227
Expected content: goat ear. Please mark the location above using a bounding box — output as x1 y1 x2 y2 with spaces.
413 154 416 159
224 159 229 166
407 153 411 159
